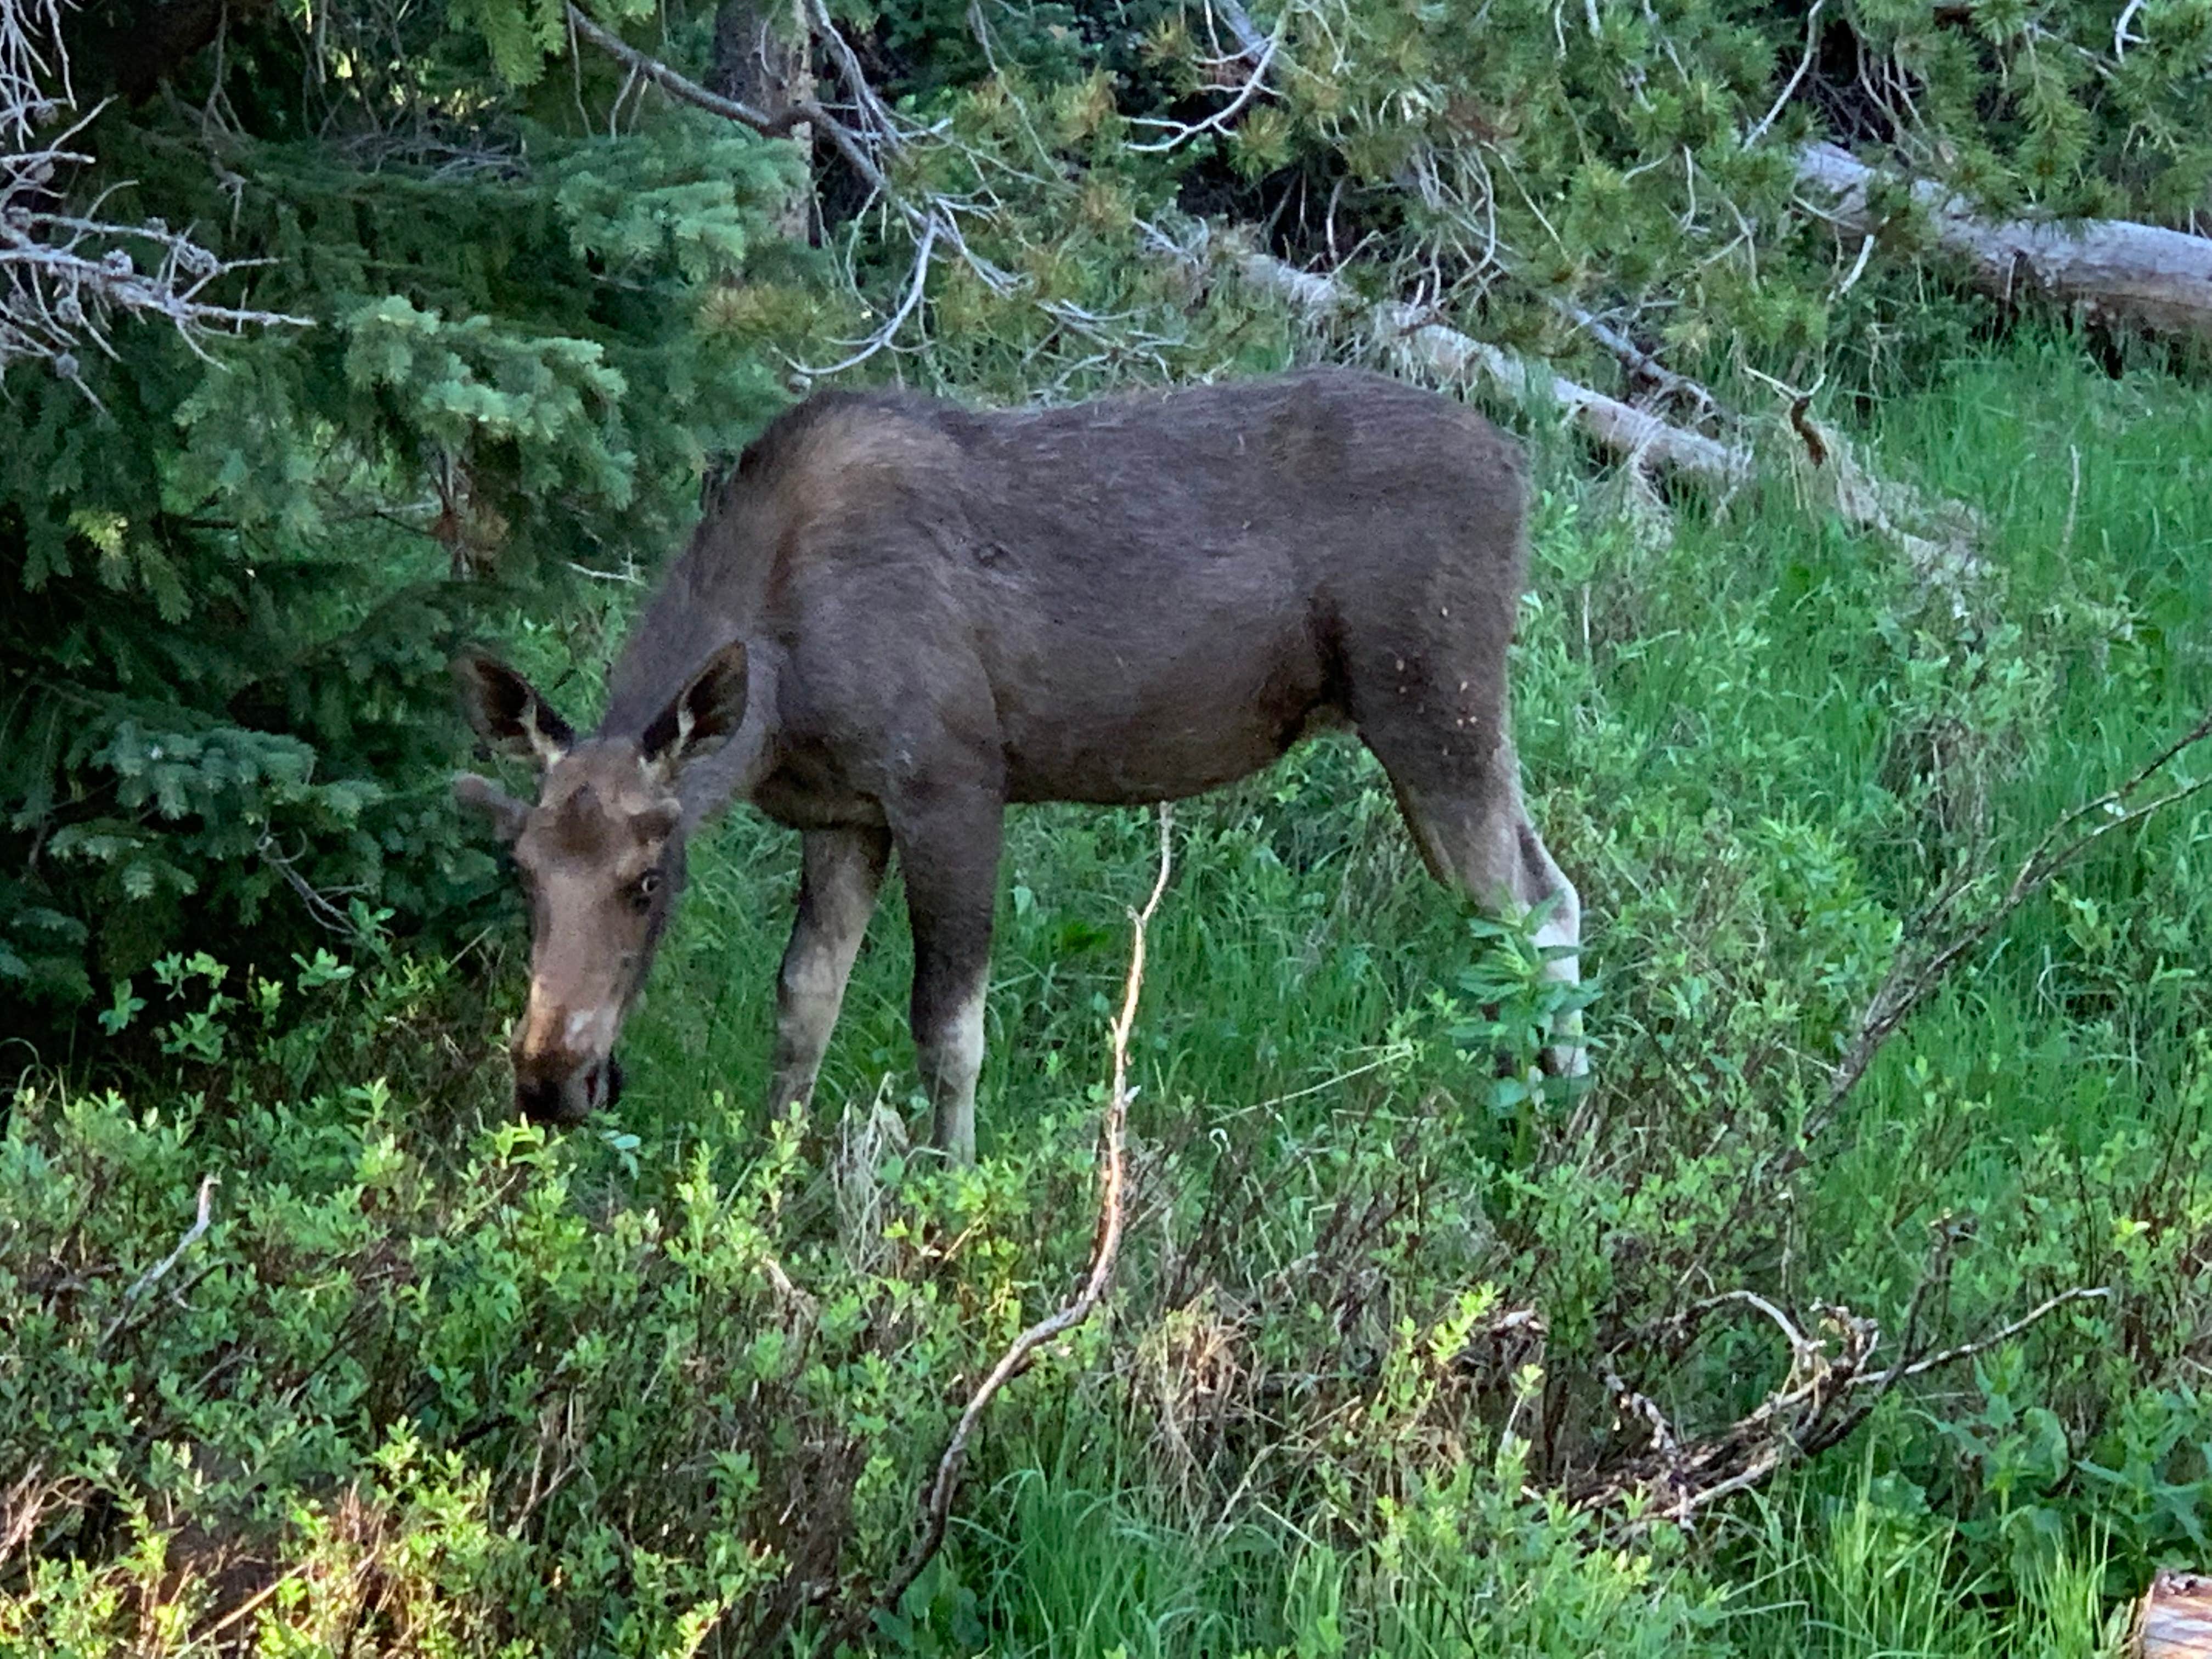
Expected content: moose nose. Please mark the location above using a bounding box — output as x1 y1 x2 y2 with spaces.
510 1003 621 1126
512 1052 623 1126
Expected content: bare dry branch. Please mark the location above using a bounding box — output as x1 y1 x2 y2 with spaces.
789 215 938 376
1127 17 1283 155
1560 301 1724 427
1847 1285 2111 1390
562 4 799 136
1583 1274 2107 1529
1744 0 1822 147
98 1173 217 1348
810 806 1174 1658
1 3 309 385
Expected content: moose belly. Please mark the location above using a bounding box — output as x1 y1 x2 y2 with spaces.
996 627 1335 806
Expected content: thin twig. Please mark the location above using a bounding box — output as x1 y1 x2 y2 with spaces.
1744 0 1823 147
791 215 939 377
98 1174 216 1347
2113 0 2147 59
810 806 1174 1658
1127 22 1283 154
1845 1284 2111 1388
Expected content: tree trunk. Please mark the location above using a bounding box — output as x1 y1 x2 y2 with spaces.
1797 142 2212 343
712 0 815 241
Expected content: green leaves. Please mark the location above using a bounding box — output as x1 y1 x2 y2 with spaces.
343 297 636 502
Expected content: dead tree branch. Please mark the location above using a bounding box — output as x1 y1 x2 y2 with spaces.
1581 1276 2108 1529
2 3 310 388
1798 140 2212 343
98 1173 217 1348
1189 231 1993 600
564 3 799 135
809 806 1174 1659
1217 233 1752 484
1561 301 1725 428
1127 14 1284 155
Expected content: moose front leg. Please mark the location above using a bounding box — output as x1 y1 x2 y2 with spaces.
767 827 890 1116
895 799 1004 1166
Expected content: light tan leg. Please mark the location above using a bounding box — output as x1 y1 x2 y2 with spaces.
766 827 890 1114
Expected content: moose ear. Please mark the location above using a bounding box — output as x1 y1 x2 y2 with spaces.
453 772 532 842
641 640 749 781
452 651 574 769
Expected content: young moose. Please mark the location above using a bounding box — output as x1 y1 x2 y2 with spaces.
454 368 1583 1162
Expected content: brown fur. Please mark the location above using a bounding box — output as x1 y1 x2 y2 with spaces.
455 367 1583 1158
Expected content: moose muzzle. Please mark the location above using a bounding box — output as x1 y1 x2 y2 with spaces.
511 999 625 1125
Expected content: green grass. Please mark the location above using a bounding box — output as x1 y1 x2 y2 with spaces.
628 337 2212 1652
7 337 2212 1655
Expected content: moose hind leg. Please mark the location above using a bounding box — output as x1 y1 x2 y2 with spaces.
1381 743 1586 1078
895 799 1003 1166
1516 816 1586 1078
768 827 891 1115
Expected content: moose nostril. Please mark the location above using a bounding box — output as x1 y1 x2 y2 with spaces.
516 1076 567 1122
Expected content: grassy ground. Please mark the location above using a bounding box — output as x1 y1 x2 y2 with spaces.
6 338 2210 1655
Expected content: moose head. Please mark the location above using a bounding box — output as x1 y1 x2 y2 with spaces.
451 641 751 1124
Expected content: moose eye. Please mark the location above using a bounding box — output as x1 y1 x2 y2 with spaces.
631 871 661 910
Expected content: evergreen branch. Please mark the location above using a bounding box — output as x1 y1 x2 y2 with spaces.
1126 16 1284 154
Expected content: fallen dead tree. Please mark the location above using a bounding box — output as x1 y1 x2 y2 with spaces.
1797 142 2212 345
1200 228 1984 597
1217 232 1752 488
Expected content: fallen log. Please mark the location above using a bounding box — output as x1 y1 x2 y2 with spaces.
2140 1570 2212 1658
1223 241 1751 487
1797 142 2212 344
1207 233 1983 595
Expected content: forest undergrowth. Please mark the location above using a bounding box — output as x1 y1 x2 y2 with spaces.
7 336 2211 1656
